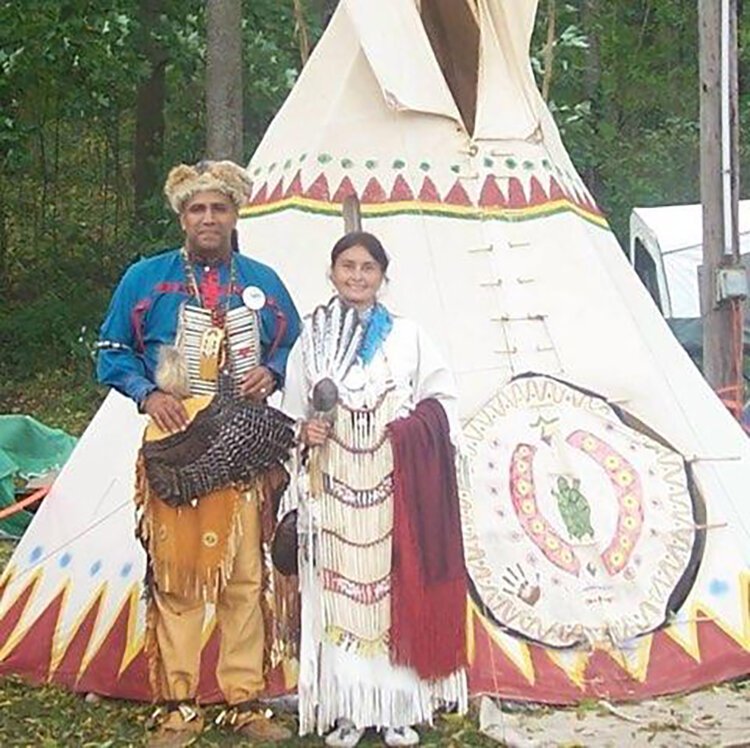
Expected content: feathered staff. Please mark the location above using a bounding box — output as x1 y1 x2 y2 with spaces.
301 296 364 496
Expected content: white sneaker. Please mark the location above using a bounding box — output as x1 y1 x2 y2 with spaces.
384 726 420 746
325 719 365 748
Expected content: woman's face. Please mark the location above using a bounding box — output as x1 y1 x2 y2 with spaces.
331 244 385 309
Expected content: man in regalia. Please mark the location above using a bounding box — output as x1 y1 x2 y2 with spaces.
96 160 300 746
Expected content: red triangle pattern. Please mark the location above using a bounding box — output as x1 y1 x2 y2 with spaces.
528 176 548 207
418 176 441 203
583 648 644 700
692 610 750 683
0 589 63 684
332 177 357 203
638 628 712 697
197 626 222 702
3 576 748 702
527 645 584 702
116 648 151 701
548 176 567 201
251 183 267 206
469 601 750 703
267 178 284 203
75 595 149 699
467 614 539 697
305 174 330 202
507 178 527 209
479 175 507 208
0 577 36 652
361 177 388 204
444 180 472 207
390 174 414 202
50 593 103 691
284 170 303 198
247 169 605 218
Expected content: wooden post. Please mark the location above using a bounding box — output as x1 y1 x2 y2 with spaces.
343 195 362 233
699 0 743 412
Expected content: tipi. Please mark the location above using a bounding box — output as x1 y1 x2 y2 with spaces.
1 0 749 704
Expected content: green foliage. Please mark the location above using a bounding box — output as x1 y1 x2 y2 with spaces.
0 363 105 436
0 0 309 393
531 0 749 245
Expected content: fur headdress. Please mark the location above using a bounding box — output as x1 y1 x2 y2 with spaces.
163 160 253 213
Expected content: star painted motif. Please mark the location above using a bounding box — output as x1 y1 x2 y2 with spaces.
529 415 560 444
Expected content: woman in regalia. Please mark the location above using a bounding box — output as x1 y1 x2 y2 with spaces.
282 232 468 748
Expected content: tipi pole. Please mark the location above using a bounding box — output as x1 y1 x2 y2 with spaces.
343 195 362 233
698 0 745 416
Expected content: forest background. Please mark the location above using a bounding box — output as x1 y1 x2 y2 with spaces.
1 0 749 433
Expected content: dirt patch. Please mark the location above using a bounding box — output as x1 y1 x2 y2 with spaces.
480 685 750 747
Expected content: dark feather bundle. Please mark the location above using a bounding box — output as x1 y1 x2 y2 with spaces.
141 396 296 507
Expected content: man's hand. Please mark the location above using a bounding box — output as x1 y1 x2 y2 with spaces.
143 391 190 433
240 365 276 402
300 418 331 447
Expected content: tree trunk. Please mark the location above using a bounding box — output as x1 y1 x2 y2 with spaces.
292 0 311 66
133 0 167 224
0 182 7 296
206 0 244 163
311 0 338 27
581 0 603 196
582 0 600 107
541 0 556 102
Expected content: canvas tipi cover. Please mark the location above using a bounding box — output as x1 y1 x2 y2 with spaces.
1 0 749 703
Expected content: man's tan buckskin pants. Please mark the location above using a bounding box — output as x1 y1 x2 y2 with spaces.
152 495 265 704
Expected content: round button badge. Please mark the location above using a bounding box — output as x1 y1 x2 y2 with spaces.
242 286 266 310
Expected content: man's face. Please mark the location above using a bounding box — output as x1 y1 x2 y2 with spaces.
180 190 238 258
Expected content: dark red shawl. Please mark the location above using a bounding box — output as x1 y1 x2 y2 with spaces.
388 398 468 679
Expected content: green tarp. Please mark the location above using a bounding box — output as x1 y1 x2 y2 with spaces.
0 415 77 539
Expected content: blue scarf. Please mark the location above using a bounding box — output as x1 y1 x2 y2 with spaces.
358 303 393 365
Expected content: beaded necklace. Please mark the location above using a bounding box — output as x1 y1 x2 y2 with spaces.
180 247 237 325
180 247 237 382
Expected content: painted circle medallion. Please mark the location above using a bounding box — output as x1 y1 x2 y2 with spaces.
460 375 701 648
